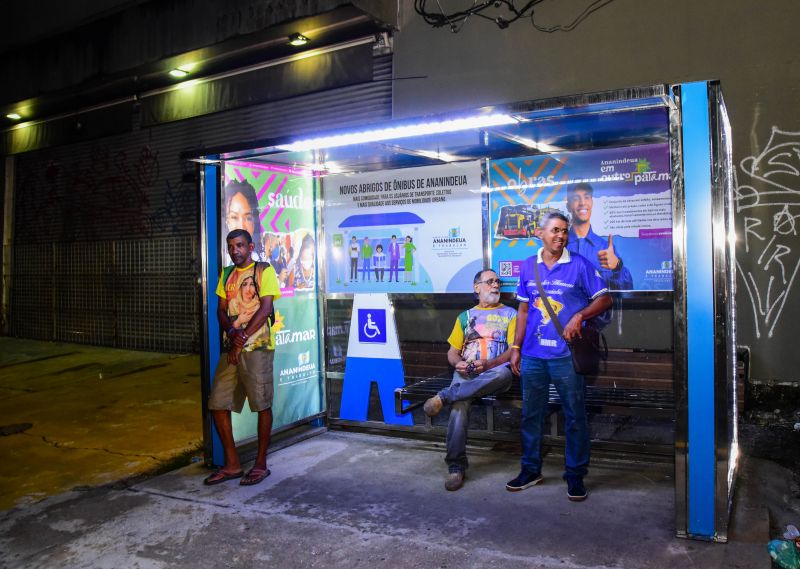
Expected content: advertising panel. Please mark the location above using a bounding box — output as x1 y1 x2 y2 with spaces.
221 161 323 439
323 161 484 293
488 144 673 291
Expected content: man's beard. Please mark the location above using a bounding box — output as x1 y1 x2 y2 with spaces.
480 290 500 304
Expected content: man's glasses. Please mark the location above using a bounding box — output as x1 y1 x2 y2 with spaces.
477 278 501 286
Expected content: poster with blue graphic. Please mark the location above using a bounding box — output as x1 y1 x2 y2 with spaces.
323 162 484 293
221 161 323 440
488 144 673 291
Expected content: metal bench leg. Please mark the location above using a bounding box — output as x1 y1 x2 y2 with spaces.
550 410 560 437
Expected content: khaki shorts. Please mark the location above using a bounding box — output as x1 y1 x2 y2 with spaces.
208 349 275 413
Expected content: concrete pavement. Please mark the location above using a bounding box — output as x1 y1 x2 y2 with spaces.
0 430 783 569
0 338 203 510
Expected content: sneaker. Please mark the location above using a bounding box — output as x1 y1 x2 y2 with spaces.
566 476 588 501
445 471 465 491
505 470 543 491
423 395 443 417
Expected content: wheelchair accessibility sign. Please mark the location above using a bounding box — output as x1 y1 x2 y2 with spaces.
357 309 386 343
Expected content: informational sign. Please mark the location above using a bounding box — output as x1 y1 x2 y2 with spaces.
340 294 411 425
220 161 323 439
323 161 484 293
357 309 386 344
488 144 673 291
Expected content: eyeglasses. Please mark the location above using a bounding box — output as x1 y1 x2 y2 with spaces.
477 278 501 286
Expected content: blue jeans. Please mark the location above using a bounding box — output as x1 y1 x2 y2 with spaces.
519 355 589 479
439 366 513 473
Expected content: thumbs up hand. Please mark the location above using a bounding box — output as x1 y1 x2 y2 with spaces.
598 235 621 270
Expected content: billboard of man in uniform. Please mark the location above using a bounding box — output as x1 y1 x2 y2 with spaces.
565 182 633 291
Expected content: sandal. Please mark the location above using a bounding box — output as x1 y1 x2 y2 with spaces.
203 469 243 486
240 467 271 486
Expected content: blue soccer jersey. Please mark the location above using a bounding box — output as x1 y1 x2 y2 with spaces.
515 248 609 359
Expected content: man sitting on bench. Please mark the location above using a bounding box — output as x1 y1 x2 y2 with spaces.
423 269 517 491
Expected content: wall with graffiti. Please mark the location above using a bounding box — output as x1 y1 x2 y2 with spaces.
392 2 800 389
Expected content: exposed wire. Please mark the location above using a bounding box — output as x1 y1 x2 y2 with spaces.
531 0 615 33
414 0 614 33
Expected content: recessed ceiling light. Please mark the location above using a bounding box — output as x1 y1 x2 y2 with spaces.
288 33 309 46
6 113 22 120
169 68 190 78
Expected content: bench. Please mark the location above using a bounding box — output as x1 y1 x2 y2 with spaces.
395 347 675 419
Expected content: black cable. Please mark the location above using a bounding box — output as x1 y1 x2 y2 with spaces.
414 0 614 32
531 0 615 33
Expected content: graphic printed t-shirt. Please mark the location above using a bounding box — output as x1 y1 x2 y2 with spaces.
448 304 517 364
216 262 281 351
515 248 608 359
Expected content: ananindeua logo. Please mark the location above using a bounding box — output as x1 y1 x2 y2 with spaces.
432 226 468 251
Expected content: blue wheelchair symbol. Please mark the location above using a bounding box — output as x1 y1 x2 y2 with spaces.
358 309 386 343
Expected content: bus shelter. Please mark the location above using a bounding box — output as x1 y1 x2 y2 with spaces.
190 81 739 541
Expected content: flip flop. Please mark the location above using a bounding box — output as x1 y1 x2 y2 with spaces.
240 467 271 486
203 469 244 486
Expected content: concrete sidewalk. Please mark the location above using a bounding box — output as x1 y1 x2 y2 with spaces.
0 430 781 569
0 338 203 510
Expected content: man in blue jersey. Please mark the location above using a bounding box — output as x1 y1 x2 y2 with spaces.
566 182 633 291
423 269 517 491
507 212 611 501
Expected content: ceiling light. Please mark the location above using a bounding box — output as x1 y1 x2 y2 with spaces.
288 33 309 46
277 114 518 152
6 113 22 120
169 68 190 78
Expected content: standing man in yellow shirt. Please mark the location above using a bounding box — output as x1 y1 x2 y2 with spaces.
204 229 282 486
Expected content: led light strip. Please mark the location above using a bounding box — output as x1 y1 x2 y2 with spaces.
276 113 518 152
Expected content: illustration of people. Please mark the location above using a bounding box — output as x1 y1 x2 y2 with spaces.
388 235 401 282
349 236 360 282
373 243 386 282
288 234 316 290
224 180 264 260
403 235 416 283
565 182 633 290
361 236 373 281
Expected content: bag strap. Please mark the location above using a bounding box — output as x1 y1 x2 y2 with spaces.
252 261 276 327
532 258 566 338
222 264 235 285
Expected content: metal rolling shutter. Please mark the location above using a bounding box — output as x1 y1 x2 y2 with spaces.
9 52 392 352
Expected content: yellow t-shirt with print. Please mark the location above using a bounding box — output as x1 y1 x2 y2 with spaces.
447 304 517 362
216 262 281 351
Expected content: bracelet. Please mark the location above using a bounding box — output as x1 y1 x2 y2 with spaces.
510 345 520 350
241 329 250 341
